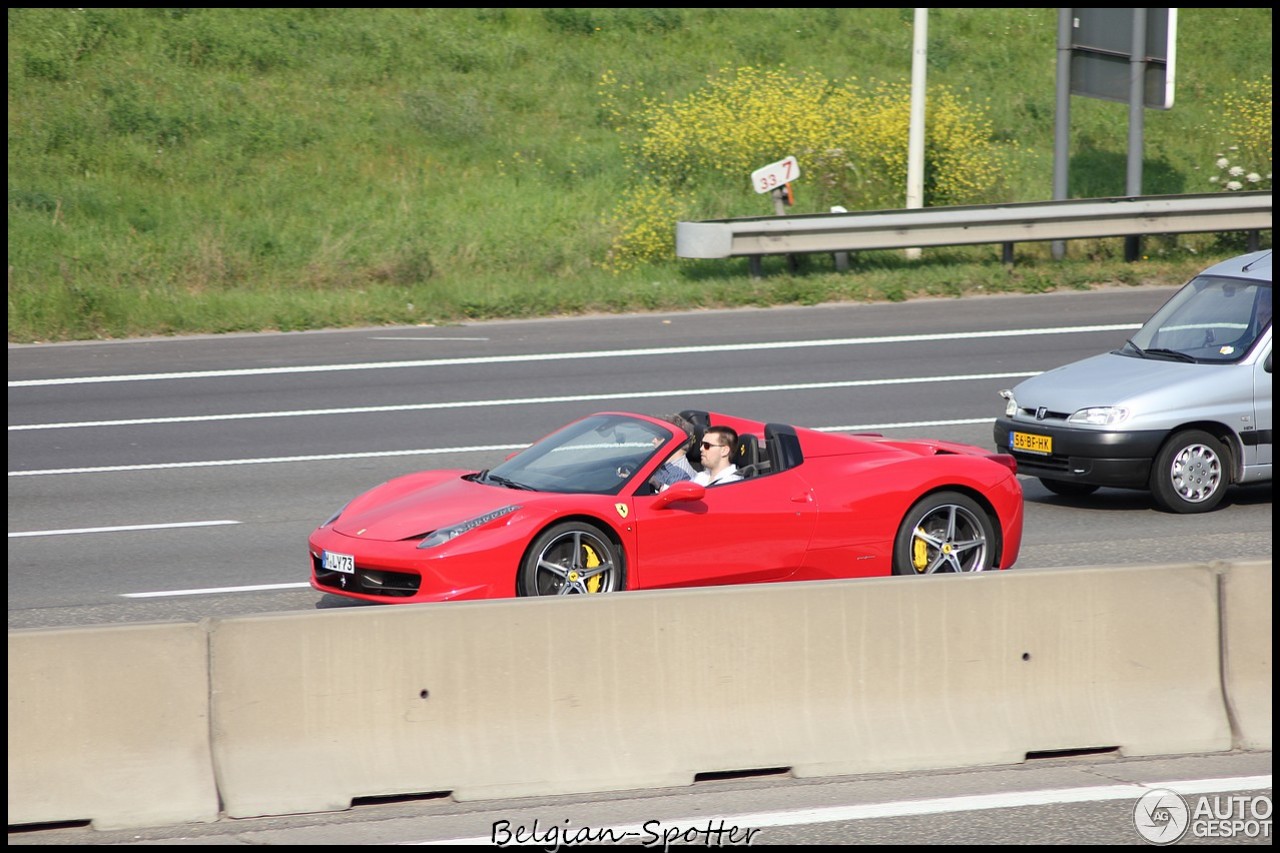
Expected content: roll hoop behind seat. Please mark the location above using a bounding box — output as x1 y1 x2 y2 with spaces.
763 423 804 473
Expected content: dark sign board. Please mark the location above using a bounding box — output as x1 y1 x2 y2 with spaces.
1069 8 1176 109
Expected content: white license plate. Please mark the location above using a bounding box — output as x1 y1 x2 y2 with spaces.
323 550 355 574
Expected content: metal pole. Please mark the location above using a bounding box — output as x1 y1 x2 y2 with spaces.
771 187 799 273
905 8 928 261
1124 7 1147 262
1052 8 1073 260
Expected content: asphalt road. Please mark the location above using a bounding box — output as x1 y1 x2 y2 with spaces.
8 286 1272 630
6 288 1273 844
8 750 1272 845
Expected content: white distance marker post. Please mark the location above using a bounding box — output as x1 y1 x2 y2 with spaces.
751 155 801 200
748 156 802 276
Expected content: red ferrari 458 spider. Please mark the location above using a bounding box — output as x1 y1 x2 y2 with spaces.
309 409 1023 603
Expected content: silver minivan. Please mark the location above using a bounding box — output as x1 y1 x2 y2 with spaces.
994 250 1272 513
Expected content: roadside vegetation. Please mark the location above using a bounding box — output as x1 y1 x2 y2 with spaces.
7 8 1272 343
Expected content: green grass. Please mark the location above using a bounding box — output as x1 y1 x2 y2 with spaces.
7 8 1272 343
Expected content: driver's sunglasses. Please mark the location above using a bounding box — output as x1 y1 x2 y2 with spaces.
700 440 725 450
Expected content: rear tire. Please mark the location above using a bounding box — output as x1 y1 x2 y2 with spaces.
892 491 997 575
518 521 625 596
1149 429 1229 513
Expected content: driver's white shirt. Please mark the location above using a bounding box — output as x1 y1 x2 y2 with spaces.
693 464 740 486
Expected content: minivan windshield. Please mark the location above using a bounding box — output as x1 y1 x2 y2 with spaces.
1122 276 1272 364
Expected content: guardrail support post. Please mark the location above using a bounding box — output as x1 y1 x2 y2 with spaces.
830 205 850 272
1125 234 1141 262
748 256 763 278
1002 243 1015 266
770 187 799 274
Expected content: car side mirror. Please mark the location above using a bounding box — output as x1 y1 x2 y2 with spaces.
1266 351 1272 373
654 480 705 508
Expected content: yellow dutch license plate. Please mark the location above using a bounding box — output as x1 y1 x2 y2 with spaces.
1011 431 1052 455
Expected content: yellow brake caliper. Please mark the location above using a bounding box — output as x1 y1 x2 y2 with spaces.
582 544 602 592
912 528 930 573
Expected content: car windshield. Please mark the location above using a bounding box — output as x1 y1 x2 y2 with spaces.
483 414 671 495
1124 275 1272 364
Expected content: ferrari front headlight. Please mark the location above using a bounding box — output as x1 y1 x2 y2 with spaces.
320 503 348 528
1068 406 1130 426
418 505 522 550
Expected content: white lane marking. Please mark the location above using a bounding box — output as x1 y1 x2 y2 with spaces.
8 520 242 538
7 324 1137 388
411 775 1272 845
9 372 1033 431
122 582 311 598
368 336 490 341
8 444 525 477
825 417 993 432
7 418 1000 478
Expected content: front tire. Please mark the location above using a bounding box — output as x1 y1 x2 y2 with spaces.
893 491 997 575
1149 429 1229 513
518 521 625 596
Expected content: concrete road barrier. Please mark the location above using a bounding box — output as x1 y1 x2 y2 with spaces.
209 563 1233 819
10 561 1264 831
1218 560 1272 749
6 622 219 830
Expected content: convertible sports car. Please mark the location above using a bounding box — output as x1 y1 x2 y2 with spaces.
309 410 1023 603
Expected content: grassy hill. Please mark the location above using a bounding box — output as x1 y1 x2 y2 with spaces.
7 8 1272 342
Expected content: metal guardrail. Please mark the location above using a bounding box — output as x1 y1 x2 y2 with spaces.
675 191 1272 270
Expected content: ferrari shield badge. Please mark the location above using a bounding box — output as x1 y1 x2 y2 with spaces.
615 503 629 519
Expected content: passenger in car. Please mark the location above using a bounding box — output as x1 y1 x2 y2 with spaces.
650 413 698 490
1255 286 1272 335
1225 285 1272 355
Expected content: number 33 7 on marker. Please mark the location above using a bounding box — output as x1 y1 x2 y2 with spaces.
751 156 800 193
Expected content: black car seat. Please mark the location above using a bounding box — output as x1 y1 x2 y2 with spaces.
679 409 711 468
734 433 762 477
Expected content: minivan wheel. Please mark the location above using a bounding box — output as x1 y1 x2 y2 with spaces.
1038 478 1100 498
1149 429 1229 513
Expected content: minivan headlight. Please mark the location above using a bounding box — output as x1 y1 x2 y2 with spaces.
1068 406 1130 426
999 389 1017 418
